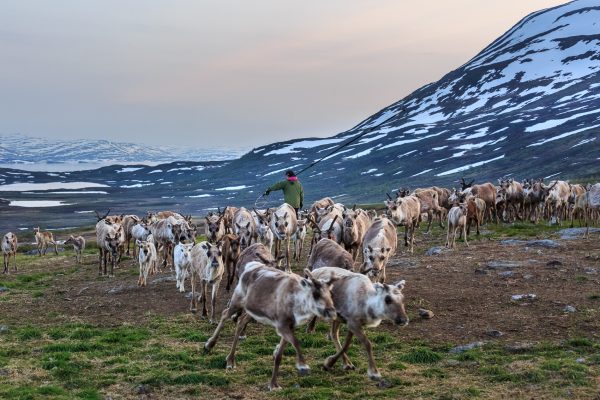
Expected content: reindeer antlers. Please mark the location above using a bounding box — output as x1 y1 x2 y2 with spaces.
94 209 111 222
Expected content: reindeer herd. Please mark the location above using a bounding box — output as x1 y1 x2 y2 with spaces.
2 178 600 389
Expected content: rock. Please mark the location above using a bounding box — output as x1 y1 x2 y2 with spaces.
504 342 534 354
546 260 563 268
559 227 600 240
418 309 434 319
136 385 151 395
486 330 504 338
474 268 488 275
487 261 522 270
500 239 560 248
576 358 586 364
584 267 598 275
426 247 444 256
511 294 537 301
0 325 9 334
563 305 576 313
0 369 8 376
0 287 8 293
523 274 534 280
449 341 485 354
377 379 392 389
498 271 515 277
151 275 176 284
444 359 461 367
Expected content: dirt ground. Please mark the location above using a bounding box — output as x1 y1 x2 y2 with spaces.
2 225 599 347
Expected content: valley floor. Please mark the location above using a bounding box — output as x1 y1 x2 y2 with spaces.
0 221 599 399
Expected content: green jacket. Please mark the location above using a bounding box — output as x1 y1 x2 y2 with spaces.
266 179 304 208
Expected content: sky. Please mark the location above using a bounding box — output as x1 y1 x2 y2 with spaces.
0 0 568 150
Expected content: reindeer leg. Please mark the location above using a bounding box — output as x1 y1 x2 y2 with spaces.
204 298 245 352
277 324 309 375
201 280 208 318
225 313 251 369
210 281 220 324
351 324 380 380
269 337 287 391
13 252 17 272
286 237 291 273
324 319 355 371
54 242 58 255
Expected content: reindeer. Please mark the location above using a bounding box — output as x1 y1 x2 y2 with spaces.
385 193 420 253
2 233 18 274
222 234 241 291
64 235 86 264
460 179 497 224
137 239 158 287
252 208 274 253
342 206 371 261
33 227 58 256
233 208 256 249
204 264 336 391
190 241 224 323
121 214 141 256
205 209 227 244
412 188 443 233
466 197 486 236
309 197 335 223
174 242 193 292
307 238 354 271
131 222 151 258
95 220 122 276
292 219 308 262
360 218 397 283
270 203 298 272
498 178 524 222
545 180 571 225
446 204 468 249
311 267 408 381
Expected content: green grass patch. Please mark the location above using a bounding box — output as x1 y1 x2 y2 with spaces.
16 325 43 341
399 347 443 364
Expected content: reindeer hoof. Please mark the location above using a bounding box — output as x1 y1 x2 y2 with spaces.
203 341 214 353
225 361 236 370
368 371 382 381
268 383 282 391
323 358 335 370
238 335 246 341
343 363 356 371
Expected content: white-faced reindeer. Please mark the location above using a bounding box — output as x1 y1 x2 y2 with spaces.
269 203 298 272
205 208 227 244
190 241 224 323
204 263 336 391
342 205 371 261
33 227 58 256
446 204 468 249
233 208 256 250
174 242 193 292
311 267 408 381
137 239 158 287
64 235 86 264
131 222 151 258
385 192 420 254
2 232 18 274
360 218 397 283
292 218 308 262
252 208 274 253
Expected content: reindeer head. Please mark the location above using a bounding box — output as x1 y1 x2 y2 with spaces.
170 223 184 244
271 211 291 240
302 269 336 321
373 280 409 326
105 230 121 256
64 235 75 245
460 177 474 191
33 227 40 233
227 235 241 258
235 221 253 248
173 242 193 267
362 244 392 281
205 214 225 243
200 242 224 281
137 239 155 262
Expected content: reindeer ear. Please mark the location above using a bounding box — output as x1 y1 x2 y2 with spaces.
396 279 406 290
303 268 314 280
201 242 209 251
368 245 373 253
136 239 142 246
385 247 391 253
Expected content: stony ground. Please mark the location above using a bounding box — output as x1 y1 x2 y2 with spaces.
0 221 599 399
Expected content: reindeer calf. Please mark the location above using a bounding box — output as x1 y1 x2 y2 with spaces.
64 235 86 264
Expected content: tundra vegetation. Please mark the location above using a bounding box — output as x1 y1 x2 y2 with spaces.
0 195 599 399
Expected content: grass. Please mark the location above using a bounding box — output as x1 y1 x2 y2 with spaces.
0 222 599 399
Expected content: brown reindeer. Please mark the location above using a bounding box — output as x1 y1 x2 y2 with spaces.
33 227 58 256
204 264 336 391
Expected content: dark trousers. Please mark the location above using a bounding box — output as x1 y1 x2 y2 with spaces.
294 208 299 219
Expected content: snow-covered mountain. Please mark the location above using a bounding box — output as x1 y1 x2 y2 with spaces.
0 134 246 170
246 0 600 187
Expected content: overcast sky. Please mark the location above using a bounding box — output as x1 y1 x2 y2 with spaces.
0 0 567 149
